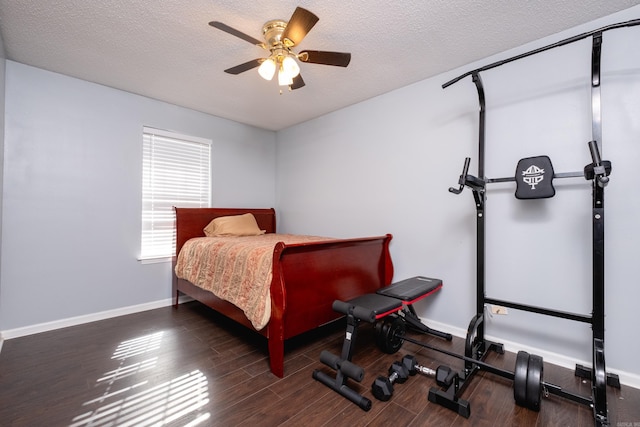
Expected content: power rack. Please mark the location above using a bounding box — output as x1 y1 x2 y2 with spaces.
442 18 640 427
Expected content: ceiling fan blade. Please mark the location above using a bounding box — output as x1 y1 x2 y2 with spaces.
209 21 265 48
224 59 262 75
282 7 319 47
291 74 305 90
298 50 351 67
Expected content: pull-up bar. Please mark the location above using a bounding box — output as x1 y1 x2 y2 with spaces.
442 18 640 89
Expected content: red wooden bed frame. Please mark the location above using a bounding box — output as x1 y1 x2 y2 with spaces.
172 207 394 377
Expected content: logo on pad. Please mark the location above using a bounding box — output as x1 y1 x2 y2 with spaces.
522 165 545 190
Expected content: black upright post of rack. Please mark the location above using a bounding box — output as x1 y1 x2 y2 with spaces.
472 71 486 334
463 72 505 371
586 31 610 426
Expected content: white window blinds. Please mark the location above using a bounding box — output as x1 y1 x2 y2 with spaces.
141 127 211 260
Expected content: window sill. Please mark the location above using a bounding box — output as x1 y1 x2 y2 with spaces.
138 256 173 264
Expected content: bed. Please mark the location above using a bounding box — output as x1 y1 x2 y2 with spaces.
172 207 394 377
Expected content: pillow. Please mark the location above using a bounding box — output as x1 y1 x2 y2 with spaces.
203 213 266 237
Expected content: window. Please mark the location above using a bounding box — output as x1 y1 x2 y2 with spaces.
140 127 211 260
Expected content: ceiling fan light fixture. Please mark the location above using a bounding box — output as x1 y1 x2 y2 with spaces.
258 58 276 80
282 55 300 78
278 67 294 86
276 54 300 86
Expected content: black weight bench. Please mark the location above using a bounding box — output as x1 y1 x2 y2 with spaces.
378 276 452 341
312 276 449 411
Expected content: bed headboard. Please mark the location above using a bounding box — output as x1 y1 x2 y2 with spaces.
174 207 277 255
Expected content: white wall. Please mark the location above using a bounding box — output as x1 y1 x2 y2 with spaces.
0 61 276 331
276 6 640 378
0 22 5 314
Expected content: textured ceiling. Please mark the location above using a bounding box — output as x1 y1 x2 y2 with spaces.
1 1 639 131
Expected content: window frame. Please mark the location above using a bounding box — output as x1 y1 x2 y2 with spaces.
140 127 212 262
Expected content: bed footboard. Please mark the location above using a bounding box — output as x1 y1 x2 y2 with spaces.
266 234 393 377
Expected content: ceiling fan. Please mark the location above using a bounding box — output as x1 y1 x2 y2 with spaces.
209 7 351 91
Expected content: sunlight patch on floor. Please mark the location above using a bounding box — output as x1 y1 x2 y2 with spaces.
112 331 164 360
70 331 210 427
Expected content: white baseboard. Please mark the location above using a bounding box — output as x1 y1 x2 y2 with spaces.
0 296 193 341
1 303 637 390
418 317 640 390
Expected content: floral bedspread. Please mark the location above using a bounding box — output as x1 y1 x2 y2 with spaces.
174 234 331 330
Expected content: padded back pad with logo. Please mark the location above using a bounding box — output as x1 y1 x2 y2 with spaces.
515 155 555 199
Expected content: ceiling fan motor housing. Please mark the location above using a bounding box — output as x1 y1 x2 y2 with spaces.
262 20 288 49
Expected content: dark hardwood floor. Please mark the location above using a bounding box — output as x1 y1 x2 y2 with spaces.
1 301 638 426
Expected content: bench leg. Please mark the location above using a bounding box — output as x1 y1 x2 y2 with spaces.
312 310 371 410
404 306 452 341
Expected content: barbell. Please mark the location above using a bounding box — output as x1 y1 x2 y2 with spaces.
375 315 545 411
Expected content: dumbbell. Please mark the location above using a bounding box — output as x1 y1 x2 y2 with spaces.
401 355 457 388
371 361 410 401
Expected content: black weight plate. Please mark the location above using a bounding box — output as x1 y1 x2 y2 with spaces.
374 320 385 350
375 318 395 352
374 318 388 352
514 351 530 407
526 354 543 411
385 316 405 354
375 316 405 354
593 341 607 410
